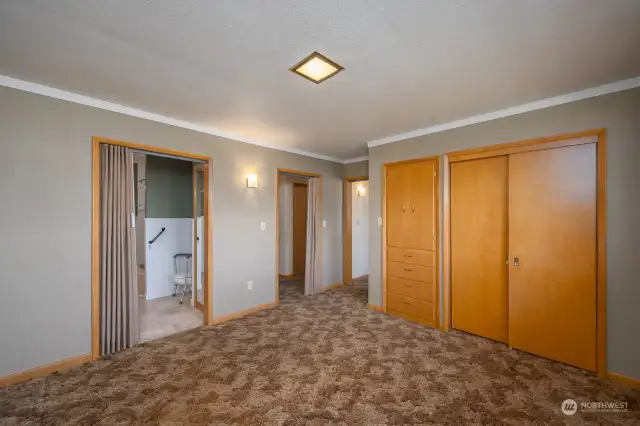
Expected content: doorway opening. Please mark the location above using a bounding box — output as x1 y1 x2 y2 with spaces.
134 153 204 343
343 176 369 287
276 168 322 302
91 137 212 360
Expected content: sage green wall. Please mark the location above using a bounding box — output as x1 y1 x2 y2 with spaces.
145 155 193 218
368 87 640 380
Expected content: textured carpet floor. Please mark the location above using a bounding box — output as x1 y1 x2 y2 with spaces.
1 280 638 425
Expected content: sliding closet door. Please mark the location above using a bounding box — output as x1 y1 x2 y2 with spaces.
451 156 509 343
509 144 597 371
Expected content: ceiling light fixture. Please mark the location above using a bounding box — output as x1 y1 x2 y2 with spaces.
290 51 344 84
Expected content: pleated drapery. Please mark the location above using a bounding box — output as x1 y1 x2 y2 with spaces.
304 177 322 296
100 144 139 356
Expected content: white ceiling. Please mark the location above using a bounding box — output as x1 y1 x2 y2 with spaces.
1 1 639 161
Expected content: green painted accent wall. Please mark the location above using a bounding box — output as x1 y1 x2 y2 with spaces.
145 155 193 218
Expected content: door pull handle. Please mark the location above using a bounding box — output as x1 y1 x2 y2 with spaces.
402 204 406 212
412 203 415 212
404 255 412 258
513 257 520 267
404 268 412 272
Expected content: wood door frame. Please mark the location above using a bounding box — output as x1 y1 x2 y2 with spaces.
382 157 440 327
91 136 213 361
441 128 607 376
192 163 205 313
343 176 369 285
275 168 322 302
292 182 308 276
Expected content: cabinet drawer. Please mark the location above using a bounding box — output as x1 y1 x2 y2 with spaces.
387 276 433 302
387 294 434 322
387 247 433 266
387 261 432 283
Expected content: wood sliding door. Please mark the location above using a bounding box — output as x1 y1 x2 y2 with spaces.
509 144 597 371
451 156 509 343
449 139 599 372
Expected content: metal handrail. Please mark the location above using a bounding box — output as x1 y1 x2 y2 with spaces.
148 227 166 245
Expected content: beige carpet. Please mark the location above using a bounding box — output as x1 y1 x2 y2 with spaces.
1 280 638 425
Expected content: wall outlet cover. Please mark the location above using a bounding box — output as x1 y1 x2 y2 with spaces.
247 280 253 290
322 220 327 228
260 222 266 230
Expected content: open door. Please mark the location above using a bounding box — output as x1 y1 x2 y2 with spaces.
293 182 308 276
193 164 206 313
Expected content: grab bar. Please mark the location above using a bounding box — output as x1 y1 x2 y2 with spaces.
149 227 166 245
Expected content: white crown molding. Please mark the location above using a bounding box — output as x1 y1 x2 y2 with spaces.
342 156 369 164
367 76 640 148
0 74 345 163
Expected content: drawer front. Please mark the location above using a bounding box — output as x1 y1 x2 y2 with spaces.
387 261 432 283
387 247 434 266
387 276 433 302
387 294 434 322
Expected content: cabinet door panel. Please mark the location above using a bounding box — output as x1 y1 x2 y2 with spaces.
405 162 435 250
386 165 410 248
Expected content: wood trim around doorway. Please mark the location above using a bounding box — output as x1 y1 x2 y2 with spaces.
91 136 214 361
343 176 368 285
275 168 323 302
441 128 607 376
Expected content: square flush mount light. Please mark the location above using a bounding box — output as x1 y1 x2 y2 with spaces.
290 51 344 84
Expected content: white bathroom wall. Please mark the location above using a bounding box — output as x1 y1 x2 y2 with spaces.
278 174 309 275
145 218 194 300
351 181 369 279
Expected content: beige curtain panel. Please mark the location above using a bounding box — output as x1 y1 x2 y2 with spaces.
100 144 139 355
304 177 322 296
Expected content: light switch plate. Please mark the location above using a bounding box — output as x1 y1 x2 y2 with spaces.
322 220 327 228
247 280 253 290
378 217 383 226
260 222 266 230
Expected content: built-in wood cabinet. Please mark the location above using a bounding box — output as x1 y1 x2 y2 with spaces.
384 158 438 327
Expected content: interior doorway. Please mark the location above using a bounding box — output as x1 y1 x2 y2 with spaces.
343 176 369 285
276 168 322 301
91 137 212 360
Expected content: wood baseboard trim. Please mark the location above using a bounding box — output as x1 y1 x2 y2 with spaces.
279 274 294 279
210 301 278 325
0 354 92 387
352 274 369 282
607 372 640 389
368 304 383 313
322 281 346 291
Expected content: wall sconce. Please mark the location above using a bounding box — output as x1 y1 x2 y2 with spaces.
357 185 366 197
247 174 258 188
